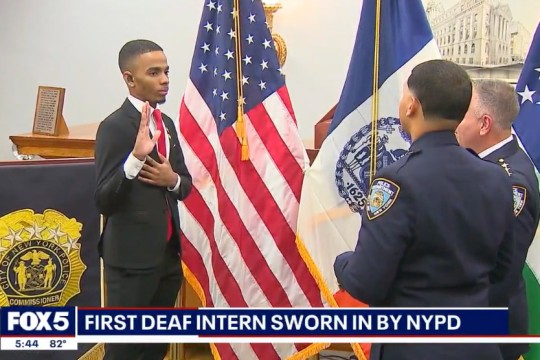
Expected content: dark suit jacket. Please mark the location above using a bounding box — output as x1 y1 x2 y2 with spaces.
94 99 192 269
485 137 540 359
334 131 514 360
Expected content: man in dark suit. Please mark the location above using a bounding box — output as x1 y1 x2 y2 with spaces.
456 79 540 360
334 60 514 360
94 39 192 360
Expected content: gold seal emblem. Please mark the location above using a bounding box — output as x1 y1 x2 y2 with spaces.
0 209 86 306
370 190 384 208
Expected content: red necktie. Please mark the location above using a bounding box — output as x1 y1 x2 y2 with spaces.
153 109 174 241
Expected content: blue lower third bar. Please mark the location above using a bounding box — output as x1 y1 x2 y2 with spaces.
75 308 508 337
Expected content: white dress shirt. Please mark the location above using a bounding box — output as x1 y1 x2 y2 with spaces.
123 95 181 192
478 135 513 159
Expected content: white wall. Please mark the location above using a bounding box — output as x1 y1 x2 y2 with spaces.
0 0 362 160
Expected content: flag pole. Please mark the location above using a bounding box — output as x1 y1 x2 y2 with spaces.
369 0 382 185
233 0 249 161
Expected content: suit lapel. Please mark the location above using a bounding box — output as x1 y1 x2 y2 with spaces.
120 98 142 130
162 116 176 165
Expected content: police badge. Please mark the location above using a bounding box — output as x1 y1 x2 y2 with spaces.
0 209 86 306
513 186 526 217
335 117 410 213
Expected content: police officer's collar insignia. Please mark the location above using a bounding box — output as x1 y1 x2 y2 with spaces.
498 158 512 176
513 186 526 217
366 178 400 220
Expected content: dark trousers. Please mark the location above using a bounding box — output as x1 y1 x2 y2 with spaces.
104 243 183 360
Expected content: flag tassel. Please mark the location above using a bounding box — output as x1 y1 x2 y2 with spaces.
236 109 249 160
233 0 248 161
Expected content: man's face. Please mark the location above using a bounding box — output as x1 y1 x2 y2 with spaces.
127 51 170 105
455 92 483 151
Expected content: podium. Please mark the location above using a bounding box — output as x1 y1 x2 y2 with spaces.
10 123 99 159
306 104 336 164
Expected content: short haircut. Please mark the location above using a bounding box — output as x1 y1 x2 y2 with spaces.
407 59 472 122
472 79 519 130
118 39 163 72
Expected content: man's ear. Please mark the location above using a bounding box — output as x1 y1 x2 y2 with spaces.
406 96 419 117
479 114 493 136
123 71 135 87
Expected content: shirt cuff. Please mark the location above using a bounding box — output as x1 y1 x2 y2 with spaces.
167 174 181 192
123 153 145 179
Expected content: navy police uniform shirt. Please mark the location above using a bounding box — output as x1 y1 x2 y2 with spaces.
334 130 514 360
484 137 540 360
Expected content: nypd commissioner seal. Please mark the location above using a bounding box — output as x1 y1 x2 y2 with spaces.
0 209 86 306
335 117 411 213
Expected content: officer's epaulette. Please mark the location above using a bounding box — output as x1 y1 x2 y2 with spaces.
406 149 421 158
394 149 420 173
498 158 512 176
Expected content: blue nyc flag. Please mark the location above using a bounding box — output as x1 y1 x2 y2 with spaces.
296 0 440 358
512 23 540 360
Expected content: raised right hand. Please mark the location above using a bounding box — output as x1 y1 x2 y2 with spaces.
132 102 161 160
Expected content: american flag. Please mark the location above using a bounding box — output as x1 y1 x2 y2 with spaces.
176 0 325 359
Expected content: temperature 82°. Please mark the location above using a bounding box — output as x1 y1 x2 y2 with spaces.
50 339 67 348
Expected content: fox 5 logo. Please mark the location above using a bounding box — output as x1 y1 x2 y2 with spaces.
7 311 70 332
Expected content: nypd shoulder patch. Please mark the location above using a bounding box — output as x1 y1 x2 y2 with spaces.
513 186 526 217
366 178 401 220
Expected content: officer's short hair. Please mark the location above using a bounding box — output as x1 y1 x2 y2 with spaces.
472 79 519 130
118 39 163 72
407 59 472 122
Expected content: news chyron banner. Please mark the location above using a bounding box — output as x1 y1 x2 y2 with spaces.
0 307 517 350
0 159 101 359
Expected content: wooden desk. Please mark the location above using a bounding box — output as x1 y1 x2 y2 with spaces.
10 123 99 159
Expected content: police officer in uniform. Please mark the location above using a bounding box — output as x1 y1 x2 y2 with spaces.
456 79 540 360
334 60 514 360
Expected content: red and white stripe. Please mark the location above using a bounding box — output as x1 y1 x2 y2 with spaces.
176 80 324 359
